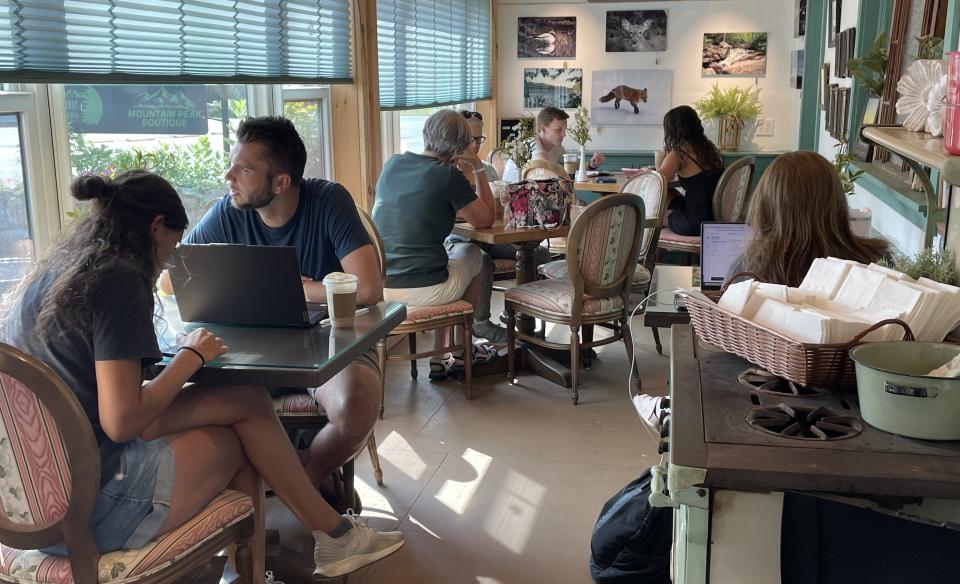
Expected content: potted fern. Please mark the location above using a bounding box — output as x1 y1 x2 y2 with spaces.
569 106 592 181
694 84 763 151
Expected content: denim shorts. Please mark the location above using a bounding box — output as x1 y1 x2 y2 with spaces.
43 437 175 555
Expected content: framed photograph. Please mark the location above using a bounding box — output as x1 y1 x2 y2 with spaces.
853 96 880 161
499 117 531 144
826 84 838 135
605 10 667 52
820 63 830 110
844 27 856 77
827 0 839 48
834 29 844 77
517 17 576 59
523 68 583 109
702 32 767 77
839 87 850 139
790 49 805 89
794 0 807 37
592 69 673 126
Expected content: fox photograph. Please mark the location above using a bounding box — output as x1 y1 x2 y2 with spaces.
592 69 672 126
605 10 667 53
517 16 576 59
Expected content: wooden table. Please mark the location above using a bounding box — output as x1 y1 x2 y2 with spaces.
574 172 630 194
451 221 576 386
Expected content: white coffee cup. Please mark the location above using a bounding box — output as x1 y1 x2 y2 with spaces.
323 272 359 328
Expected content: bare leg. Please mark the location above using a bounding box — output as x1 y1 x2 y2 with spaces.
140 384 342 533
153 426 266 578
305 362 381 487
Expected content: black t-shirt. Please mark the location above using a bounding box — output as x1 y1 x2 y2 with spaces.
184 178 371 280
4 262 161 481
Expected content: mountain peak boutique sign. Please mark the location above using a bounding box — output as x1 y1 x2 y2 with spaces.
66 85 208 134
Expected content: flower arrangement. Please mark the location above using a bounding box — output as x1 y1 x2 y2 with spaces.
569 106 591 146
694 83 763 125
499 118 535 174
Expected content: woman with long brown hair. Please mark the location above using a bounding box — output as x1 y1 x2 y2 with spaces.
730 150 889 286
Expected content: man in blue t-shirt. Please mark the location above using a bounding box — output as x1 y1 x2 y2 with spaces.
160 116 382 503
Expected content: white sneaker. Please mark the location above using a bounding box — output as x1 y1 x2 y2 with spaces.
313 512 405 578
264 571 284 584
632 393 663 434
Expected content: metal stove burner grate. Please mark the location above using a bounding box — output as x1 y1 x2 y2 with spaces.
738 368 832 397
745 403 862 441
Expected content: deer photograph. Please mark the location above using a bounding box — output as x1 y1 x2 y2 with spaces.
593 69 673 126
518 16 576 59
605 10 667 53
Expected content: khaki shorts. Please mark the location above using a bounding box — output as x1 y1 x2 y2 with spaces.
383 245 482 307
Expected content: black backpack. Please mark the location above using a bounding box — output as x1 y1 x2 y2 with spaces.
589 469 673 584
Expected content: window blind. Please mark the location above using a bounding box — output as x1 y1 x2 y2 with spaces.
377 0 491 110
0 1 351 83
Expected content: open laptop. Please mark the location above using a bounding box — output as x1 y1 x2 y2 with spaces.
699 222 753 292
168 244 327 327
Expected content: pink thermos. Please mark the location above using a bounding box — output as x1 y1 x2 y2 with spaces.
947 52 960 155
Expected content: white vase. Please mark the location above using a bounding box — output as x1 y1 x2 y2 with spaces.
849 206 872 238
576 145 588 182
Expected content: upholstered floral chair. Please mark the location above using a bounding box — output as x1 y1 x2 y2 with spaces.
656 156 756 259
271 207 387 492
505 194 645 405
0 342 254 584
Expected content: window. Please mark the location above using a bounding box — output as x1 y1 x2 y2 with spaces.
381 103 475 160
282 85 334 180
65 84 248 226
0 113 32 298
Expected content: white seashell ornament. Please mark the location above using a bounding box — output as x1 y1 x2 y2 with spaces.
896 59 945 132
926 74 948 137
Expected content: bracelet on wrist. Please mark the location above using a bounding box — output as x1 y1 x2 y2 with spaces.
178 345 205 367
472 166 486 174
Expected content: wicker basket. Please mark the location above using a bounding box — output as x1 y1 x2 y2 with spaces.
683 287 914 389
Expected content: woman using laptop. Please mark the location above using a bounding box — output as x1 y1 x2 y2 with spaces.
1 171 403 580
646 105 725 236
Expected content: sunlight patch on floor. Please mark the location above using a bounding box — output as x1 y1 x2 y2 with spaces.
408 513 443 540
482 469 546 554
434 448 492 515
378 430 428 481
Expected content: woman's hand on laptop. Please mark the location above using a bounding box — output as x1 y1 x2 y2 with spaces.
178 328 229 364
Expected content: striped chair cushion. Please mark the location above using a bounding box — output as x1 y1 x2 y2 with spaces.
539 261 652 289
493 259 516 275
0 373 71 528
272 388 326 416
0 490 253 584
403 301 473 324
506 279 624 317
658 229 701 248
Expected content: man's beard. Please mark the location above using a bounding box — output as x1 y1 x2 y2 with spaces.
231 176 275 211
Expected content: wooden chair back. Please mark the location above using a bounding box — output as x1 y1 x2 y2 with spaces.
356 206 386 282
0 342 100 582
621 171 667 260
565 194 645 315
712 156 756 222
488 148 508 180
521 159 568 180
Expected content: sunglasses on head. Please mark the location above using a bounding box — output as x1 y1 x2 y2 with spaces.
461 111 483 120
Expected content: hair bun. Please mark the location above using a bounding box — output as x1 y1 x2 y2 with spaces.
70 174 115 202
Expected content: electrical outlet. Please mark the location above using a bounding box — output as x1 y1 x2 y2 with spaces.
756 118 775 137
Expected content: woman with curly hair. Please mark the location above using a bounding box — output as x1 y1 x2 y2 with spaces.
650 105 725 235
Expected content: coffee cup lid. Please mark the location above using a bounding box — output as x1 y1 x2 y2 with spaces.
323 271 358 284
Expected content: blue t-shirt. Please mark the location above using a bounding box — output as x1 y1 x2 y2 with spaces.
372 152 477 288
184 178 370 280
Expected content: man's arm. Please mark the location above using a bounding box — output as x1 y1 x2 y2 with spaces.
302 244 382 304
454 151 495 228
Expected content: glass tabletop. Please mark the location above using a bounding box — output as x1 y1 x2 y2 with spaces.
157 296 405 370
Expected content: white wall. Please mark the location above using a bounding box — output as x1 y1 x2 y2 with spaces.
497 0 802 153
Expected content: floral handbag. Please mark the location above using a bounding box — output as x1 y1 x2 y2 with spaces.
502 178 572 228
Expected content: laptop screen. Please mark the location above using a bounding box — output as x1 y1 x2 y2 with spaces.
699 222 752 289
